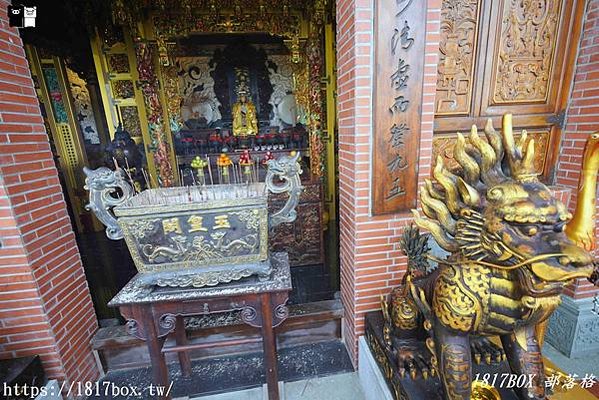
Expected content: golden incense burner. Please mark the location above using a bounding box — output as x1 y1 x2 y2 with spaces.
84 153 302 288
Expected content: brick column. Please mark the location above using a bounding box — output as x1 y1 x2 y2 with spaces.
336 0 441 364
0 0 99 385
546 0 599 357
557 0 599 297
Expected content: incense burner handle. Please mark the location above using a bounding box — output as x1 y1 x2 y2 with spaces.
83 167 134 240
265 152 303 228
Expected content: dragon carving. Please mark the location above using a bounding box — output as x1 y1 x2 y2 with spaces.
142 231 259 264
384 114 595 400
265 151 304 228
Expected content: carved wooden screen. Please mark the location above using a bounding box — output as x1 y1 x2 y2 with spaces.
433 0 586 181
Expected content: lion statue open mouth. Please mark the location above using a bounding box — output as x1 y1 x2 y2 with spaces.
384 114 594 400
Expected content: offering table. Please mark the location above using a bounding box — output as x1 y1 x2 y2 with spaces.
108 252 292 400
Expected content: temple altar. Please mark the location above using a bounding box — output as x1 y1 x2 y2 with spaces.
169 36 313 181
77 2 337 270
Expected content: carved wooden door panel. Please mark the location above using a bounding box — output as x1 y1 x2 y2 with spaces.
433 0 586 181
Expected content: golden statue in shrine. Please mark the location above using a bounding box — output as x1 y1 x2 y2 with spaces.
232 91 258 136
232 70 258 136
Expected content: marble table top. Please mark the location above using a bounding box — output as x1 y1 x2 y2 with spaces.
109 252 291 307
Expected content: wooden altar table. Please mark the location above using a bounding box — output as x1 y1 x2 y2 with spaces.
108 252 292 400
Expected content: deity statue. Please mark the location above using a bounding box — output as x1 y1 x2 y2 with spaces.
232 68 259 136
232 90 258 136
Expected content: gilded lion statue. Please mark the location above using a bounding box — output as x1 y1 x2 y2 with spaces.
383 114 595 400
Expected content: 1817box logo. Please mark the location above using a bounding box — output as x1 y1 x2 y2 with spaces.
7 5 36 28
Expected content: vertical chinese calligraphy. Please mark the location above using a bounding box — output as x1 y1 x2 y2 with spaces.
372 0 427 214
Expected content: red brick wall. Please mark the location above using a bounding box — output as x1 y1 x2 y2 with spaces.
0 0 99 385
336 0 441 363
556 0 599 300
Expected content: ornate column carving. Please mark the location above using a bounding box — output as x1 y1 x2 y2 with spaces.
134 39 175 187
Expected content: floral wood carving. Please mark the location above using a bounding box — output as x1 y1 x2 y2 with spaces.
147 1 325 39
134 40 175 186
241 305 260 327
120 106 143 138
306 12 325 177
432 130 550 175
153 13 301 39
436 0 480 115
158 313 177 337
162 62 183 134
125 319 145 340
493 0 562 103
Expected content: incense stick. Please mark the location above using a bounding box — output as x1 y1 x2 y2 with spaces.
122 157 139 194
207 156 214 186
141 168 151 189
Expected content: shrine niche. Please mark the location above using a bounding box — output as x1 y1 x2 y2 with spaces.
209 40 274 127
86 0 335 277
91 0 333 186
175 43 302 134
162 35 324 267
168 36 310 174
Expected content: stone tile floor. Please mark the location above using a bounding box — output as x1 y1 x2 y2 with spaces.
545 343 599 377
94 341 354 399
185 343 599 400
191 372 365 400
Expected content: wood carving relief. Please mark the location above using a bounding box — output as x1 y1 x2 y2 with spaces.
269 181 323 266
372 0 427 214
436 0 481 115
433 129 549 174
176 56 222 129
493 0 562 103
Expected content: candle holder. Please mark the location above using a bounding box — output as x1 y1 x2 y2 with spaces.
209 132 222 154
196 138 207 155
291 131 302 149
190 156 208 186
239 149 254 184
216 153 233 184
279 132 290 149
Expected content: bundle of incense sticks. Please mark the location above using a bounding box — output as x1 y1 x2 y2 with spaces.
120 183 267 208
115 151 278 207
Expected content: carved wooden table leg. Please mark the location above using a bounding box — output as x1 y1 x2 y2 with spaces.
261 292 280 400
139 307 171 400
175 316 192 377
110 254 292 400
